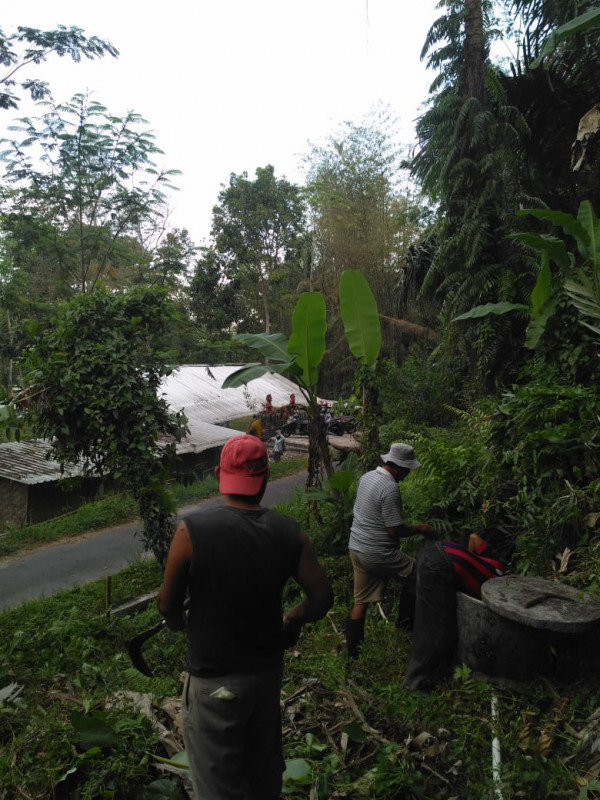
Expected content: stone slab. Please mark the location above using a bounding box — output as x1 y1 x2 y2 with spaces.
456 592 547 680
481 575 600 634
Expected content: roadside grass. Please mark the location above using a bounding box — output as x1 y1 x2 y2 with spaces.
1 554 599 799
0 457 306 560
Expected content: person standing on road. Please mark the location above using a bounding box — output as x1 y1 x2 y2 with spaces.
272 429 286 461
157 434 333 800
345 443 434 659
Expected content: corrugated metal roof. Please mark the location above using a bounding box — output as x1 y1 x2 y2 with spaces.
0 439 82 486
160 365 302 424
0 365 304 486
168 418 240 454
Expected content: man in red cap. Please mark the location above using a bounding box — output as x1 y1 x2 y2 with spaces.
158 434 333 800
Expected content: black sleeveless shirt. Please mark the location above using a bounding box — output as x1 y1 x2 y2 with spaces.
183 505 302 676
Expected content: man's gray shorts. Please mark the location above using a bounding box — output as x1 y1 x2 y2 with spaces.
182 664 284 799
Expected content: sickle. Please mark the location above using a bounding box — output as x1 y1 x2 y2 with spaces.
127 618 168 677
127 599 189 677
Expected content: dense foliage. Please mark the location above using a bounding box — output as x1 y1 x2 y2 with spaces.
24 287 188 564
1 522 599 799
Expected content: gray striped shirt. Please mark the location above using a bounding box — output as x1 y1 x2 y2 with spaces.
349 467 404 558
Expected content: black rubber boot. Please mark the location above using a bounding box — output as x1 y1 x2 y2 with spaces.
345 617 365 660
395 589 416 631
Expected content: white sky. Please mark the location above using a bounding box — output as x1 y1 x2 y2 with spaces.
2 1 440 244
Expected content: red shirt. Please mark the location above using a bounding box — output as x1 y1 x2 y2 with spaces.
443 541 504 598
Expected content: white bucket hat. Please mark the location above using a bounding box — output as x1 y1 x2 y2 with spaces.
380 443 421 470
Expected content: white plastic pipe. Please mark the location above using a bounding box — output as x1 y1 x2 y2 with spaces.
491 691 503 800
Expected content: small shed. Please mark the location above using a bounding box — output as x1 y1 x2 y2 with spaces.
0 439 88 530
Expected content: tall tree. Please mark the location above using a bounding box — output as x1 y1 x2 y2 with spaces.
188 246 239 337
410 0 600 389
0 92 180 296
411 0 535 388
303 111 432 394
211 165 306 334
0 24 117 110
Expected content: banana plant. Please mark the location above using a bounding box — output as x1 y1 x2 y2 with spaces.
222 292 326 402
222 292 332 483
222 270 381 483
339 269 382 468
530 8 600 70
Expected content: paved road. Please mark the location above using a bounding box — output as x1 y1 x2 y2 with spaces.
0 472 307 611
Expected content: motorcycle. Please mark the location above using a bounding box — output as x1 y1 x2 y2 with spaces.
281 413 309 437
328 414 357 435
282 411 358 437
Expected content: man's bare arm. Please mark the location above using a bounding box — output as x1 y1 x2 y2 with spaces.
157 521 192 630
283 530 333 630
386 522 435 539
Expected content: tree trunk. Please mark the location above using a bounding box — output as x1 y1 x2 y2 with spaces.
463 0 486 102
305 398 334 489
262 284 271 334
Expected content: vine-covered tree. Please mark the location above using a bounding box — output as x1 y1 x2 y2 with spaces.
24 287 188 564
410 0 600 390
411 1 536 388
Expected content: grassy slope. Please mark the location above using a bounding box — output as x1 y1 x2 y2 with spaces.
1 458 600 798
1 555 599 798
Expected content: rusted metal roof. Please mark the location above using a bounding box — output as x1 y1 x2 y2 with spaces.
0 365 304 486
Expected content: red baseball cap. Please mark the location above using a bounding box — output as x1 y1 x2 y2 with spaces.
219 435 269 495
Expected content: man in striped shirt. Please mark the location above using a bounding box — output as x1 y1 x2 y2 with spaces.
402 534 505 692
346 443 434 659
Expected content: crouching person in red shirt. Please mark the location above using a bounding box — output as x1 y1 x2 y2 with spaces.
402 534 505 693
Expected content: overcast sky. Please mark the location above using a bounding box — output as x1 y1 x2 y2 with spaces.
2 1 440 244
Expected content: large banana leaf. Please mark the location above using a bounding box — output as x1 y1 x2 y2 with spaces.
525 301 558 349
530 257 552 319
222 361 297 389
288 292 326 389
518 208 589 252
531 8 600 68
339 270 381 366
577 201 600 272
564 273 600 337
452 302 529 322
235 332 291 363
508 231 571 270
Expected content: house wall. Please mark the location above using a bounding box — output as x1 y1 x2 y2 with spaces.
0 448 223 532
0 477 105 531
170 447 222 485
28 479 102 525
0 478 28 531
